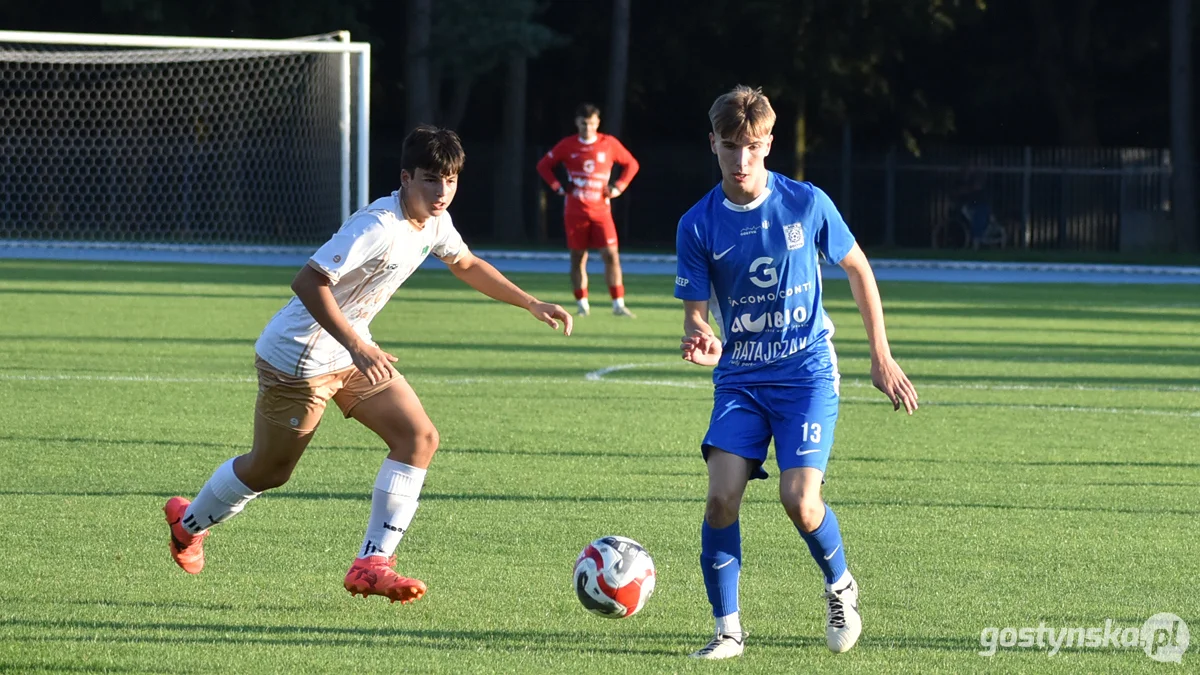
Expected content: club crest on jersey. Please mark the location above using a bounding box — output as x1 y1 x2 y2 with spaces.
421 245 430 255
598 151 606 162
783 222 804 250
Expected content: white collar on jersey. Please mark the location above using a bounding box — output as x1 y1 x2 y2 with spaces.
722 187 772 212
577 135 598 145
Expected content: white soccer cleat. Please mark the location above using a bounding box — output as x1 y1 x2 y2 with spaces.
689 632 745 660
576 302 590 317
612 305 636 318
825 575 862 653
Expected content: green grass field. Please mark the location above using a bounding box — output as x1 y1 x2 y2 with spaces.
1 259 1197 674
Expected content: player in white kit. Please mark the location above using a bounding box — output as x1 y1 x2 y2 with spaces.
163 125 573 604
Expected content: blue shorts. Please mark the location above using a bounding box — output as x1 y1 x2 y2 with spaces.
701 383 839 479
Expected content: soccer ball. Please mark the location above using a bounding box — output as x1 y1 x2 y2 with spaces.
573 535 656 618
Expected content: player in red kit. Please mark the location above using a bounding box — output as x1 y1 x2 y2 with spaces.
536 103 640 317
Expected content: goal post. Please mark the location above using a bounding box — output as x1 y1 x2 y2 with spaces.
0 29 370 246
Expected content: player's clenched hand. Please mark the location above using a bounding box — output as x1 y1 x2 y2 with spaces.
872 355 918 415
681 330 721 367
529 301 573 336
349 342 399 385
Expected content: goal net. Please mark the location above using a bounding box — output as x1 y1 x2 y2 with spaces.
0 30 369 247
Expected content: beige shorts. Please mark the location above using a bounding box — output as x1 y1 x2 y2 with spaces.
254 357 399 433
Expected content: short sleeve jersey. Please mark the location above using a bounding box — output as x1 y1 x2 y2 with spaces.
674 172 856 387
255 192 467 377
538 134 638 214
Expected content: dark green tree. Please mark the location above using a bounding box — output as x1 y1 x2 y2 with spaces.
405 0 562 241
746 0 987 172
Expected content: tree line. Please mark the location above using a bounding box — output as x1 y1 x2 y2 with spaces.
2 0 1195 249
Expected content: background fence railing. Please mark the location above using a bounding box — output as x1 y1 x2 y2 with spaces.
4 136 1175 253
803 146 1174 253
418 142 1177 254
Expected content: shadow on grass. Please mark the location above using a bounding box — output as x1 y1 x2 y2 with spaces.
0 663 186 674
0 436 689 460
0 287 291 302
1 488 1196 517
0 617 976 655
881 303 1200 325
891 373 1200 390
830 341 1200 368
0 334 678 358
5 432 1198 474
0 435 247 453
0 260 298 286
0 594 243 612
0 262 573 295
840 454 1200 470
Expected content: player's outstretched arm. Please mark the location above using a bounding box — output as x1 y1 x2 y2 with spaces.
445 252 572 335
681 300 721 367
291 265 399 384
838 243 919 414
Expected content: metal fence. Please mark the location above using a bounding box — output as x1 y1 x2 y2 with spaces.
803 146 1174 253
373 142 1176 253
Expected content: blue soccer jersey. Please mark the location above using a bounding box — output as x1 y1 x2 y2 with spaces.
674 172 856 387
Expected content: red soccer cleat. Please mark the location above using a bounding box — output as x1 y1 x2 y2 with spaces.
163 496 209 574
344 556 427 604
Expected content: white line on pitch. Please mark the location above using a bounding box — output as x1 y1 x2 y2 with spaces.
4 371 1199 418
584 362 679 381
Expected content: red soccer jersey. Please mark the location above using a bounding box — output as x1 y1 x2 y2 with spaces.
536 134 640 215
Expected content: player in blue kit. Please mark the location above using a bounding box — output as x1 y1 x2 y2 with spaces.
675 86 919 660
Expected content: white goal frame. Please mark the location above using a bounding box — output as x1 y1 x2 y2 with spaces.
0 29 371 228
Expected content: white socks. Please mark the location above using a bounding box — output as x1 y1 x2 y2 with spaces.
613 297 626 310
180 457 428 561
577 298 591 314
717 612 743 637
827 570 852 592
182 458 260 535
359 459 427 559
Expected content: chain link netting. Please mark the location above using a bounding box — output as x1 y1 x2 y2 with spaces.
1 41 358 245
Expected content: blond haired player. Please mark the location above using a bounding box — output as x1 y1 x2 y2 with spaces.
675 87 918 658
163 125 572 604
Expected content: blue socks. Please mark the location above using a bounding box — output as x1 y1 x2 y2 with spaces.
797 503 848 585
700 520 742 617
701 505 847 621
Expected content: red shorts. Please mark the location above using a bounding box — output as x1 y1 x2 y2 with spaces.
564 207 618 251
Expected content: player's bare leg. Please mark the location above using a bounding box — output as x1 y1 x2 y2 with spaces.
705 449 752 529
602 245 634 317
236 417 318 491
781 468 861 653
570 249 590 316
343 377 439 604
165 416 312 574
691 449 751 659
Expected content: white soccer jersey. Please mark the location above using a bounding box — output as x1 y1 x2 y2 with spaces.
255 192 467 377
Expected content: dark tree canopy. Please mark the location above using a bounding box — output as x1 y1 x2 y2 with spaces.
0 0 1183 149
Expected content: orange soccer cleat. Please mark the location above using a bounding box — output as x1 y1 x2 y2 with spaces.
163 496 209 574
344 556 427 604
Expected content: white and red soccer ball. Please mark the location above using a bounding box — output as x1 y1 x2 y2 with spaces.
573 535 656 618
